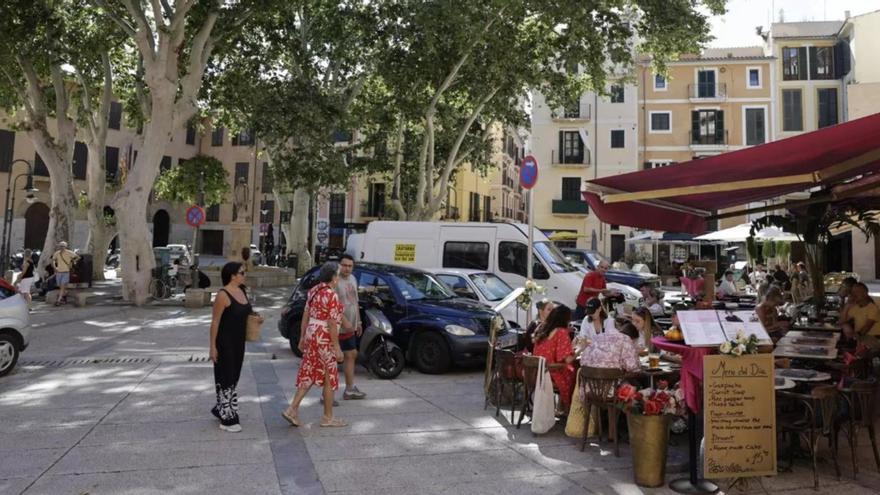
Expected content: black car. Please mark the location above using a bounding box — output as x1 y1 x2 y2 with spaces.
278 262 511 374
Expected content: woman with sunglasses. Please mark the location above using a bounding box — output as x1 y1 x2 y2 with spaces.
209 262 262 432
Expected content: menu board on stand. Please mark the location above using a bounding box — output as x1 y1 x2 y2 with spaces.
703 353 777 479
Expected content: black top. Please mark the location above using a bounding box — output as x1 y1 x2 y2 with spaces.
218 287 252 338
22 260 34 279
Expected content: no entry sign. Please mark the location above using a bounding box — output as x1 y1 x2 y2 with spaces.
186 205 206 227
520 155 538 189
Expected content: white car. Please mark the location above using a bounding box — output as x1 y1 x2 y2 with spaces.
0 283 31 377
429 268 529 328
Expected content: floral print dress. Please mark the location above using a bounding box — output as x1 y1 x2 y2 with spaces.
533 327 576 409
296 283 344 389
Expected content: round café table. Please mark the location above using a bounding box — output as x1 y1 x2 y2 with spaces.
652 337 719 494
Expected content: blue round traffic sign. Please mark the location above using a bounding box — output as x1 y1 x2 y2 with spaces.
520 155 539 189
186 205 206 227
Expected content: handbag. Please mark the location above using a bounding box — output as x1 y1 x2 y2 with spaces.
531 356 556 434
246 313 263 342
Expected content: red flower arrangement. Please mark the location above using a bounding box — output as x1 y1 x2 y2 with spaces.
616 380 685 416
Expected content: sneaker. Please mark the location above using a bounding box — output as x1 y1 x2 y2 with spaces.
320 397 340 407
343 387 366 400
219 423 242 433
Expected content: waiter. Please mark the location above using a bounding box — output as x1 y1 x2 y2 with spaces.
574 260 618 320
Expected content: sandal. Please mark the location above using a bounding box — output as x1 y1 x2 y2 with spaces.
281 410 300 427
319 417 348 428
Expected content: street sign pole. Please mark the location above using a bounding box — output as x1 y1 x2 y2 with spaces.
519 154 539 323
527 188 533 322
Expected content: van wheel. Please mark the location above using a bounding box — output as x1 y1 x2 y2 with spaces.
0 333 20 377
412 332 451 374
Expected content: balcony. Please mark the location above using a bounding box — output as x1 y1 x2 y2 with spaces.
552 199 589 215
552 104 591 122
688 83 727 101
551 149 591 167
360 200 385 218
690 129 729 148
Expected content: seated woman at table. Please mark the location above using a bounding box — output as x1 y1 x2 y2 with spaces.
639 282 665 316
578 298 616 341
841 282 880 348
756 287 790 341
717 270 740 298
521 298 553 353
579 320 641 374
533 305 577 414
631 306 662 351
837 276 858 307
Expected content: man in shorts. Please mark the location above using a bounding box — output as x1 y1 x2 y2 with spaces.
336 254 366 400
52 241 79 305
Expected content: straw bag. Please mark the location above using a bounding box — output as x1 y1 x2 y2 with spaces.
246 313 263 342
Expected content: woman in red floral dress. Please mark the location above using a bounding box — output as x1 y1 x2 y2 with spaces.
533 305 577 414
283 263 347 427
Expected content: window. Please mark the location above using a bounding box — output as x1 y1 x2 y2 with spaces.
561 177 581 201
653 74 667 91
200 230 224 255
185 122 197 145
782 47 807 81
367 183 385 217
33 153 49 176
0 130 13 172
483 196 491 222
469 192 480 221
105 146 119 181
73 141 87 180
160 155 172 173
469 273 512 302
357 272 393 303
610 84 624 103
690 110 724 144
809 47 834 80
443 241 490 270
206 204 220 222
260 200 275 223
696 70 716 97
261 162 272 192
649 112 671 133
332 130 352 142
747 67 761 88
644 161 674 170
235 162 249 184
744 107 766 145
231 129 254 146
817 88 838 128
211 127 224 146
498 241 549 279
558 131 584 164
437 274 478 300
782 89 803 131
329 193 345 226
610 129 625 148
108 101 122 130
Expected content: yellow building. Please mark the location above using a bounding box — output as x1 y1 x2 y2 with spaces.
638 47 775 229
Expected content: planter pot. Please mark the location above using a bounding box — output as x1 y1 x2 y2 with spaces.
626 413 671 487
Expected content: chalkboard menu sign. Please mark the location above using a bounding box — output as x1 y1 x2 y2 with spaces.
703 354 777 479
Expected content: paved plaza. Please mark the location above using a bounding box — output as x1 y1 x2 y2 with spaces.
2 288 880 494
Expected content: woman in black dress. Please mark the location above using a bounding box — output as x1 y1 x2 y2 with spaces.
209 262 262 432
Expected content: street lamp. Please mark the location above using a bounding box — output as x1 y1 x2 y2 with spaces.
1 160 37 275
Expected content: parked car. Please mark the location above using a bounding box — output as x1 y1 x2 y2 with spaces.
278 262 514 374
561 248 661 290
0 278 31 377
428 268 528 328
345 221 641 310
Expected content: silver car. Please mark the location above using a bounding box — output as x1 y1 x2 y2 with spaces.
429 268 528 330
0 284 31 377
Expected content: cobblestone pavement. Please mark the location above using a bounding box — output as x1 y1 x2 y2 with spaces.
2 288 880 494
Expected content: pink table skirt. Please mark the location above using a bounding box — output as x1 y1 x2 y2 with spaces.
679 277 705 298
652 336 716 414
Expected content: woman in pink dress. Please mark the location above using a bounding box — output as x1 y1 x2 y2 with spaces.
533 305 577 414
283 263 347 427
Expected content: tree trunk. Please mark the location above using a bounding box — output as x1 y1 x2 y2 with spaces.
28 134 76 278
290 188 312 274
805 242 825 309
85 143 111 280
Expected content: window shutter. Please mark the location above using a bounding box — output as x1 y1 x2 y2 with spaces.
691 111 699 141
715 111 725 142
834 41 851 78
558 131 563 163
73 141 87 180
798 47 808 80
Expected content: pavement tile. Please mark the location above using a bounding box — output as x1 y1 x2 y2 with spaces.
23 463 282 495
297 396 438 417
80 418 269 446
514 443 634 475
296 410 473 437
0 448 67 479
0 477 36 494
327 473 584 495
305 428 508 461
0 406 109 433
0 425 91 451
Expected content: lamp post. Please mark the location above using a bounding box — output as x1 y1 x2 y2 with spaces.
1 159 36 276
5 173 38 273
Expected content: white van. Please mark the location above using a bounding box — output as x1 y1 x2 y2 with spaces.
345 221 640 311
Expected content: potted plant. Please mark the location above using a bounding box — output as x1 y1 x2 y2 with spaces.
616 380 685 487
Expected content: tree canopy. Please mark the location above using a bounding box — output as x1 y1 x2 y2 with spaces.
154 155 230 207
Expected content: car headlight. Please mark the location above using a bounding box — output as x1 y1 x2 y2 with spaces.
445 324 476 336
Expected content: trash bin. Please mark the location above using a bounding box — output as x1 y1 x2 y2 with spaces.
71 254 94 288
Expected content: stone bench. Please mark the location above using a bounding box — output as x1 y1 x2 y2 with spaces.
46 290 60 305
184 289 213 308
72 291 96 307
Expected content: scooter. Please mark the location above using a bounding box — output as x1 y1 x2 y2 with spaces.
358 302 405 379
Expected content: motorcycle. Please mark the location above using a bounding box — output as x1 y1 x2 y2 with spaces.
106 248 120 269
358 302 405 379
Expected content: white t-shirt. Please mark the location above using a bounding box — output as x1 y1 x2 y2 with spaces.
578 316 618 340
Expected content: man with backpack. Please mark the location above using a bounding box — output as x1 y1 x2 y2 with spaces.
51 241 79 306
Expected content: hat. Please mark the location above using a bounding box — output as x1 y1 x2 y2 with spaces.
585 298 603 314
58 241 68 248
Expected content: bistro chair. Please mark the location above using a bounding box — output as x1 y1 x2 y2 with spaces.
839 380 880 477
516 355 541 430
578 366 626 456
777 385 842 489
484 348 523 423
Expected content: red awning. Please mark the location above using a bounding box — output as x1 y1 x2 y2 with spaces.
584 112 880 234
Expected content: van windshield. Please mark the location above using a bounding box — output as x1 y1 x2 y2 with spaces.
469 273 513 302
535 242 578 273
391 272 455 301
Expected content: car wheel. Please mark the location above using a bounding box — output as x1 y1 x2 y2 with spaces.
412 332 451 374
0 333 20 377
367 341 405 379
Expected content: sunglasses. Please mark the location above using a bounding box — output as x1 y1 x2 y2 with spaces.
237 270 246 275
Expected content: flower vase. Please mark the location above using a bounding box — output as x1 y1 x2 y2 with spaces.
626 413 671 487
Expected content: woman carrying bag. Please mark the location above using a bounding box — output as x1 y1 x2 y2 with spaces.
209 262 263 432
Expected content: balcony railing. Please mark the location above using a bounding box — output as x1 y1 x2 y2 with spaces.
552 199 589 215
690 129 729 146
553 104 591 121
552 149 591 167
688 82 727 100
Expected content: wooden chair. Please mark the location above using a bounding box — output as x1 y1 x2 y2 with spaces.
578 366 626 456
840 381 880 477
483 349 523 423
778 385 842 489
516 356 541 429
